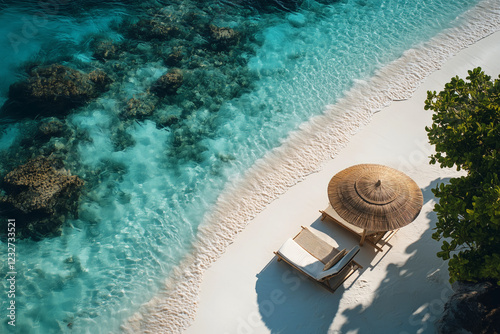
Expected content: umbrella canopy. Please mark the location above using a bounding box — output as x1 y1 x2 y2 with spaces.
328 164 423 231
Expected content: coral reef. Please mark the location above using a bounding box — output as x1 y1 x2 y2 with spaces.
122 94 158 119
208 25 240 51
164 46 185 67
6 64 112 116
152 68 183 96
0 156 84 238
88 69 113 91
0 0 263 240
129 17 181 41
112 4 260 122
92 39 120 61
38 118 66 138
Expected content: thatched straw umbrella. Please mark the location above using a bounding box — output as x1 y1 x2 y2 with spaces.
328 164 423 234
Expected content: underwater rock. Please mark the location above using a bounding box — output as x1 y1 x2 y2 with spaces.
437 280 500 334
158 114 179 127
152 68 183 96
92 39 119 60
178 65 254 114
122 94 158 119
164 46 185 67
208 25 240 51
88 69 113 92
128 5 214 43
130 18 180 41
6 64 112 117
0 156 84 238
183 9 211 32
38 118 66 137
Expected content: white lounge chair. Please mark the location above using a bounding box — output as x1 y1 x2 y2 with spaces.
274 226 362 293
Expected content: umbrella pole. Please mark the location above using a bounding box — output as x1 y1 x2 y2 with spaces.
360 229 367 246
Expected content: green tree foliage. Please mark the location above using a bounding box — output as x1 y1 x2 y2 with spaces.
424 67 500 284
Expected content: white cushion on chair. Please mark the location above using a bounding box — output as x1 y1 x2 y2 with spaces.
277 239 325 279
277 239 360 281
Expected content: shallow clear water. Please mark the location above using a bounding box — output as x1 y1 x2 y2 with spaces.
0 0 483 332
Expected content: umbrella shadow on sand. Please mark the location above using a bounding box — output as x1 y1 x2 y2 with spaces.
338 177 453 334
255 177 451 334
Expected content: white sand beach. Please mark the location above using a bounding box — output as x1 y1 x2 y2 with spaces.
182 31 500 334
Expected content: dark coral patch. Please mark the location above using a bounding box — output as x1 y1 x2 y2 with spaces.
1 156 84 239
5 64 112 118
152 68 184 97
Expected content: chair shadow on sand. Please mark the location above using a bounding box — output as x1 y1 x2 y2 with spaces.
255 177 451 334
255 237 343 334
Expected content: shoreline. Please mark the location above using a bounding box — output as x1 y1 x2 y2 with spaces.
122 1 500 332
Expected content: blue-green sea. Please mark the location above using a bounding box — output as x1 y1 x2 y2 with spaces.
0 0 494 333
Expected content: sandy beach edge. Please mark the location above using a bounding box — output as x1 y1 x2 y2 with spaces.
122 1 500 333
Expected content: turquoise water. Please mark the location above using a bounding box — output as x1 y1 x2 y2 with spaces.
0 0 486 332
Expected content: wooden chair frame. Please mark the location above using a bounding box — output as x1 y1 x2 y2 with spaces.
320 206 398 252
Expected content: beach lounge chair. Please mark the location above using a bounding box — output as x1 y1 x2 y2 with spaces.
320 204 398 252
274 226 362 293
